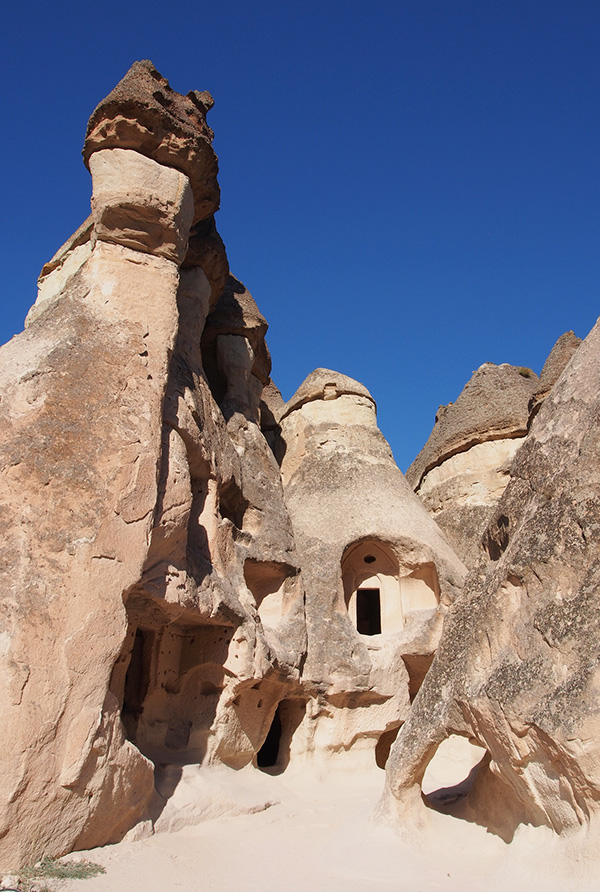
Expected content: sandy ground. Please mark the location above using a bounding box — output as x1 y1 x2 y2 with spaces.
57 756 600 892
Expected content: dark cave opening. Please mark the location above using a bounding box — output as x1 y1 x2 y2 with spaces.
356 588 382 635
257 705 282 768
122 627 154 742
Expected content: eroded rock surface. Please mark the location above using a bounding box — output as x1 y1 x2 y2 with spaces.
84 60 219 225
0 62 306 868
277 370 466 770
380 316 600 841
528 330 581 422
407 363 538 566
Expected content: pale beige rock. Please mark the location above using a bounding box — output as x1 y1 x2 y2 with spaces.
90 149 195 263
27 218 93 326
0 159 188 865
416 437 523 567
380 315 600 843
278 369 466 768
0 74 306 865
408 363 538 567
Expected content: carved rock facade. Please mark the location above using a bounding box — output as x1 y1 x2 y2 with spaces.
1 59 598 872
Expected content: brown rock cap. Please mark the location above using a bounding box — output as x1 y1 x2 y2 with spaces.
406 363 538 490
84 60 219 223
281 368 376 420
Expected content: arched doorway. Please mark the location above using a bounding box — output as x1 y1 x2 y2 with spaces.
342 540 403 635
342 541 440 635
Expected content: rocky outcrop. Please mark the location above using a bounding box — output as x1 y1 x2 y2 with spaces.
379 315 600 840
201 275 272 423
528 330 581 422
406 363 538 567
84 60 219 225
277 370 466 769
8 56 598 878
0 63 306 868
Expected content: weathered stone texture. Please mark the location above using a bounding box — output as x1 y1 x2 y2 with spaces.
0 62 306 868
380 315 600 841
84 60 219 224
407 363 538 567
528 330 581 422
277 370 466 768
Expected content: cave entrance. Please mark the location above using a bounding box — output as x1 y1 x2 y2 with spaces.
256 699 307 774
356 588 381 635
122 627 154 743
257 704 282 768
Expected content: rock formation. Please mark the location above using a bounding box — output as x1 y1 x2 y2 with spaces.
0 61 305 868
276 370 466 768
2 57 598 876
527 330 581 422
406 363 539 567
380 316 600 840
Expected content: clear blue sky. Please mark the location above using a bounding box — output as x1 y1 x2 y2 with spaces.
2 1 599 470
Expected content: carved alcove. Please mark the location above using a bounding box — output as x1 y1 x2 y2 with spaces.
342 540 439 635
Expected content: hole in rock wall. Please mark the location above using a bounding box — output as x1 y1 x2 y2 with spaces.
402 653 435 701
483 513 510 561
219 477 249 529
421 736 488 811
122 628 155 743
257 705 282 768
244 560 297 627
117 611 235 765
356 588 382 635
256 699 307 774
375 725 402 769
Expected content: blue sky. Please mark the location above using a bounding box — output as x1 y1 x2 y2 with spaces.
2 1 599 470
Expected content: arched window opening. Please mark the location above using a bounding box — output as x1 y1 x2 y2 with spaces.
342 541 441 636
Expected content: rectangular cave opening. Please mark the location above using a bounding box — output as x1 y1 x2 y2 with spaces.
122 627 154 743
356 588 382 635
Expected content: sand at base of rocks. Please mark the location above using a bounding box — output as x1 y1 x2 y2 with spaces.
60 760 600 892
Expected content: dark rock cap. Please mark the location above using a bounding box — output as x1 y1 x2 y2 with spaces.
528 331 582 422
83 60 220 224
406 363 538 490
281 368 376 419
